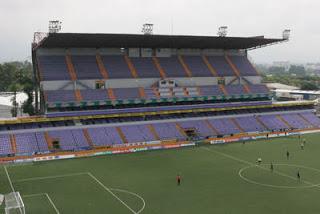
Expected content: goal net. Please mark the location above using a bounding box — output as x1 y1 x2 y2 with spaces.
4 192 25 214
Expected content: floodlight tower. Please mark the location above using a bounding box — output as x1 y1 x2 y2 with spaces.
49 20 62 33
218 26 228 37
142 23 154 35
282 29 291 40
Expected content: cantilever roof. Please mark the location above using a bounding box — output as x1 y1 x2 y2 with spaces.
35 33 285 50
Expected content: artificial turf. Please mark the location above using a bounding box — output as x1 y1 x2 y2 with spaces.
1 133 320 214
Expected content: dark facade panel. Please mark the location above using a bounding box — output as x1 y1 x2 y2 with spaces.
36 33 285 50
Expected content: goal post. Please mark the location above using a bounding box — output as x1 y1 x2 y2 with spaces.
4 192 25 214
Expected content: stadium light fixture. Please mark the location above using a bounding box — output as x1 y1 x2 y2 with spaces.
218 26 228 37
282 29 291 40
142 23 154 35
49 20 62 34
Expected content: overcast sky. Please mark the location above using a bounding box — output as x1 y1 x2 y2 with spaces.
0 0 319 64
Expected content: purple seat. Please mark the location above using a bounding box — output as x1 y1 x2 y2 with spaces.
0 135 12 155
153 123 184 140
183 56 213 77
225 85 247 95
209 118 240 135
113 88 140 100
259 115 288 130
48 130 88 151
144 88 158 99
101 56 132 79
72 56 102 79
46 90 76 103
38 56 70 81
229 56 257 76
130 58 160 78
178 120 214 137
300 112 320 127
199 86 223 96
81 89 109 101
158 57 187 77
249 84 269 94
121 124 155 143
236 116 266 132
88 127 123 146
15 133 49 154
206 56 234 76
281 114 312 129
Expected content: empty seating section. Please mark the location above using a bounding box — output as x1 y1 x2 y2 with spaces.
0 112 319 156
113 88 140 100
121 125 155 143
259 115 288 130
144 88 158 99
38 56 71 80
88 127 122 146
153 123 184 140
39 54 259 81
225 85 246 95
178 120 213 137
199 86 223 96
130 58 160 78
46 84 269 103
15 133 49 154
236 116 266 132
183 56 213 77
158 57 187 77
48 130 88 151
300 112 320 127
0 135 12 155
229 56 257 76
249 84 269 94
46 90 76 102
281 114 311 129
208 119 240 135
207 56 235 76
81 89 108 101
101 56 132 78
72 56 102 79
71 129 90 148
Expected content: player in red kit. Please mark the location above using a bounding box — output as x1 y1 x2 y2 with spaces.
176 174 181 186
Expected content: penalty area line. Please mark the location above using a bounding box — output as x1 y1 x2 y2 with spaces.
13 172 89 183
23 193 60 214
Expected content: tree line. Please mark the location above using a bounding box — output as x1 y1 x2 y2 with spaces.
258 65 320 91
0 61 35 116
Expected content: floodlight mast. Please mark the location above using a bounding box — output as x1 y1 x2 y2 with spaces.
49 20 62 33
142 23 154 35
218 26 228 37
282 29 291 40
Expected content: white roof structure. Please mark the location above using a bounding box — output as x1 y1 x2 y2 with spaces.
0 93 28 107
266 83 299 90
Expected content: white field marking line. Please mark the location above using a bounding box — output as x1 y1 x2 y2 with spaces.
45 193 60 214
201 147 320 188
110 188 146 214
23 193 60 214
14 171 145 214
4 166 25 214
4 166 16 192
87 172 138 214
238 164 320 189
13 172 89 183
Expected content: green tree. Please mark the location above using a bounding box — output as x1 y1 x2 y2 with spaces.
300 81 318 90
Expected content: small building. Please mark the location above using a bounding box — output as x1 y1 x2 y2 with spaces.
266 83 299 91
0 92 28 118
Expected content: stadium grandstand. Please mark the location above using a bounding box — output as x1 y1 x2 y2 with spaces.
0 32 319 160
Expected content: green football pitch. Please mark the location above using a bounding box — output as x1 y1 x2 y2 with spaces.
1 133 320 214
